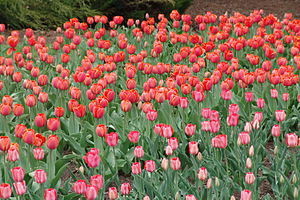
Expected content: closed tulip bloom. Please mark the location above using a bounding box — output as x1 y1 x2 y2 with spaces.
168 137 178 150
25 94 37 107
134 146 144 158
121 183 131 195
14 124 26 138
0 183 12 199
73 104 86 118
0 136 11 151
13 181 26 196
131 162 141 174
83 148 101 168
188 141 199 155
44 188 57 200
84 185 98 200
245 172 255 184
33 148 45 160
245 92 254 102
11 167 25 182
275 110 286 122
228 104 239 115
128 131 140 143
0 104 11 116
270 89 278 98
179 97 189 108
7 145 19 162
96 124 107 137
13 104 24 116
105 132 118 147
271 124 281 137
161 124 174 138
54 107 64 117
212 134 228 148
192 90 205 102
253 112 263 122
47 135 59 149
35 113 46 127
185 124 196 136
201 121 211 132
227 113 239 126
121 100 132 112
47 118 60 131
286 133 299 147
198 167 208 181
282 93 289 101
238 132 251 145
165 145 173 155
220 89 232 100
146 109 158 121
73 180 87 194
246 158 252 169
108 187 118 200
201 108 211 119
38 92 48 103
240 189 252 200
90 174 103 190
144 160 156 172
35 169 47 184
161 158 169 170
22 129 35 145
170 157 181 170
210 120 221 133
256 98 265 109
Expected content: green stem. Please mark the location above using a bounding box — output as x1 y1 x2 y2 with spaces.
48 149 56 187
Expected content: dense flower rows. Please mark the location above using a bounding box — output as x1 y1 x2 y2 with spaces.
0 9 300 199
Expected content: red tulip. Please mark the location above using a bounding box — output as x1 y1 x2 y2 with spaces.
13 181 26 196
286 133 299 147
13 104 24 116
35 113 46 127
275 110 286 122
188 141 199 155
128 131 140 143
0 136 11 151
90 174 104 190
198 167 208 181
245 172 255 184
33 147 45 160
238 132 251 145
73 104 86 118
25 94 37 107
170 157 181 170
35 169 47 184
134 146 144 158
241 189 252 200
108 187 118 200
185 124 196 136
131 162 141 174
73 180 87 194
144 160 156 172
47 118 60 131
54 107 64 117
0 183 12 199
105 132 119 147
85 185 98 200
44 188 57 200
47 135 59 149
212 134 228 148
83 148 101 168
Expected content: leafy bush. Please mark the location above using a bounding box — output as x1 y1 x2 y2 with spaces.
0 0 193 29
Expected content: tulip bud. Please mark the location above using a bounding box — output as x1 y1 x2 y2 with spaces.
280 175 285 183
249 145 254 156
215 177 220 187
274 146 278 155
246 158 252 169
143 195 150 200
161 158 169 170
292 174 297 184
294 187 298 199
245 172 256 184
206 178 212 189
79 166 84 174
175 192 181 200
120 183 131 195
197 152 203 161
198 167 208 181
108 187 118 200
237 137 242 146
230 195 236 200
165 145 173 155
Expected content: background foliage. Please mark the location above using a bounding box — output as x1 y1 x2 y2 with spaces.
0 0 193 29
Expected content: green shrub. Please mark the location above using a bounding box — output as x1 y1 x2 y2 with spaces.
0 0 193 29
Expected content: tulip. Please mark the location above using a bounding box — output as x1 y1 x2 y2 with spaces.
11 167 25 182
0 183 12 199
120 183 131 195
35 113 46 127
227 113 239 126
90 174 103 190
286 133 299 147
73 104 86 118
238 132 250 145
44 188 57 200
275 110 286 122
13 181 26 196
228 104 239 115
22 129 35 144
33 147 45 160
186 194 197 200
188 141 199 155
271 124 281 137
108 187 118 200
7 145 19 162
198 167 208 181
13 104 24 116
168 137 178 150
134 146 144 158
170 157 181 170
240 189 252 200
185 124 196 136
35 169 47 184
96 124 107 137
54 107 64 117
85 185 98 200
245 92 254 102
212 135 228 148
282 93 289 101
270 89 278 98
128 131 140 143
245 172 255 184
201 121 211 132
0 136 11 151
256 98 265 108
83 148 101 168
131 162 141 174
146 109 158 121
47 135 59 149
105 132 118 147
121 100 132 112
47 118 60 131
25 94 37 107
144 160 156 172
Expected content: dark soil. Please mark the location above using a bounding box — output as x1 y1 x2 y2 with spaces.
185 0 300 19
